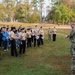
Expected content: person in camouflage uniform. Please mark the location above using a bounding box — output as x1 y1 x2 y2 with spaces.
67 23 75 75
48 28 52 40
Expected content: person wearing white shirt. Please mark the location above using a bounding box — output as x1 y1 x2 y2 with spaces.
52 27 57 41
19 28 27 54
10 28 18 57
39 27 44 45
31 28 35 44
34 25 39 47
27 28 32 47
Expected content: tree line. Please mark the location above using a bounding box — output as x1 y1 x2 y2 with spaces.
46 0 75 24
0 0 75 24
0 0 42 23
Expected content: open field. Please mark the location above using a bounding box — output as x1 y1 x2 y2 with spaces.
0 28 71 75
0 22 70 28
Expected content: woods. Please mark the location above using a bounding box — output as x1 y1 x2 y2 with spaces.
0 0 40 22
0 0 75 24
46 0 75 24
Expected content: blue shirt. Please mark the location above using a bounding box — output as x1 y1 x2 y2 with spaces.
2 32 9 41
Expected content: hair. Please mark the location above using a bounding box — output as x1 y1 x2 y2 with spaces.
21 28 24 31
27 28 30 30
7 28 9 31
14 30 17 33
35 25 37 27
40 26 42 28
11 27 16 31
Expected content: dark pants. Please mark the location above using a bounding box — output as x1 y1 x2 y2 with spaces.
40 35 43 45
19 40 26 54
34 35 36 47
3 40 8 50
53 34 56 41
0 47 1 60
11 40 18 57
0 39 2 47
27 38 32 47
8 39 11 47
31 35 34 43
37 38 40 47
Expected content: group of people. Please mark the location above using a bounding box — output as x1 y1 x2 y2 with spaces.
0 25 44 57
0 23 75 74
48 27 57 41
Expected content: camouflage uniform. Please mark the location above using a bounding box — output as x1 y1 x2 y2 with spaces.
48 28 52 40
67 28 75 74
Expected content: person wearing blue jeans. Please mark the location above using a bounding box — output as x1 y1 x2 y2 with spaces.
2 28 9 51
7 28 11 47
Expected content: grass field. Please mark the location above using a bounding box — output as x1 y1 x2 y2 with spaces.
0 22 70 27
0 28 71 75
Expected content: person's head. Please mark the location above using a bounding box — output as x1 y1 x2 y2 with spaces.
7 25 9 28
71 23 75 29
40 26 42 28
14 30 17 34
40 26 43 30
27 28 30 32
2 28 4 32
35 25 38 28
21 28 25 33
4 28 7 32
7 28 10 32
11 27 16 32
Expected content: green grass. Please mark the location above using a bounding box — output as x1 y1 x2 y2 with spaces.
0 29 71 75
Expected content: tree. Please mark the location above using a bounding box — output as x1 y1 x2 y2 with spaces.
0 3 6 21
46 3 74 24
0 0 40 23
28 9 40 23
15 1 40 23
2 0 16 22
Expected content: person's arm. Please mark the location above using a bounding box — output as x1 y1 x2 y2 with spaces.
6 32 9 39
42 30 44 36
67 29 75 39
